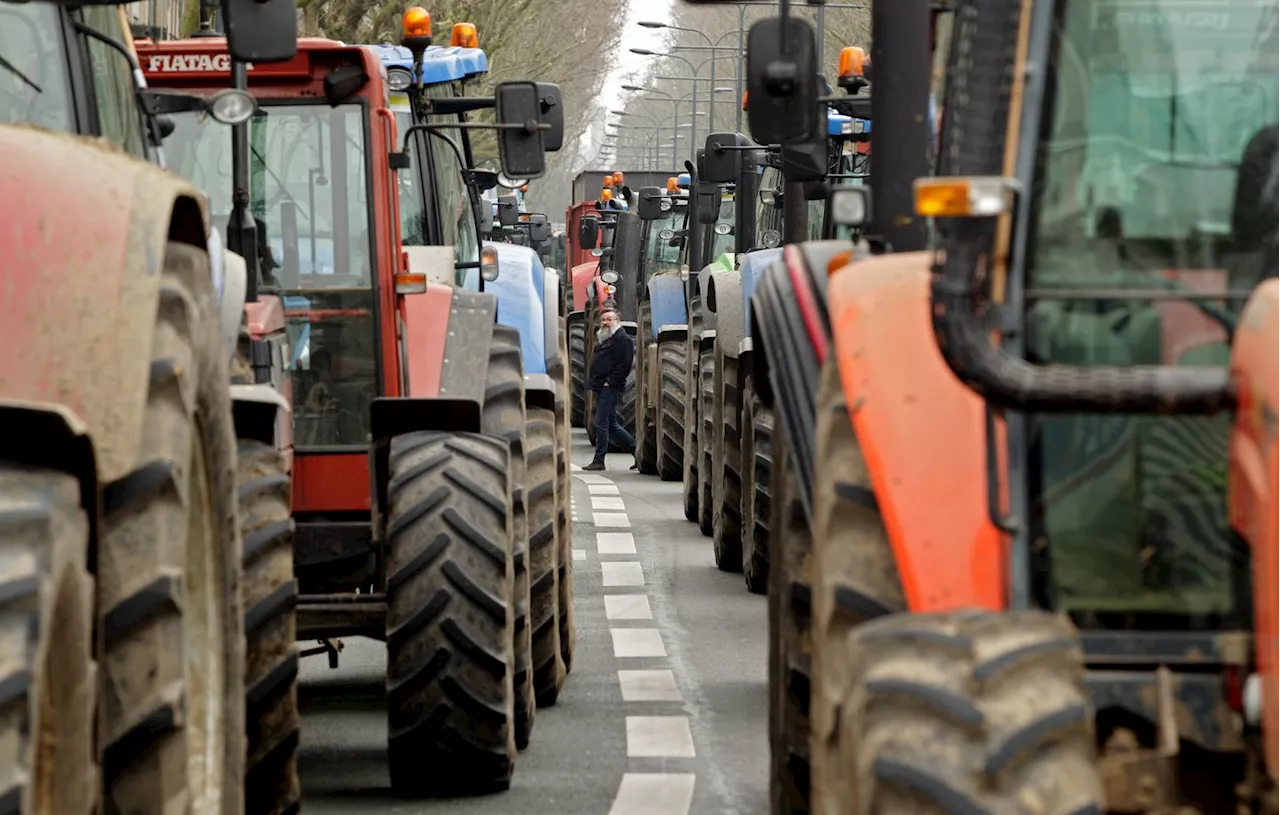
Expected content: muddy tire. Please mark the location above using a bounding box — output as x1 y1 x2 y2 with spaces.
0 466 95 815
481 326 534 750
681 299 703 522
526 408 565 706
740 372 771 594
768 416 812 815
826 610 1103 814
384 432 516 795
617 364 638 453
807 360 907 807
549 350 576 676
568 319 587 428
636 305 658 475
712 349 743 572
99 241 244 813
238 441 301 815
656 335 686 482
697 344 715 537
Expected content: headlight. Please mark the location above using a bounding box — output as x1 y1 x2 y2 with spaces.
601 270 620 284
761 229 782 249
659 198 672 212
208 88 256 125
713 223 732 236
481 245 500 281
658 229 675 241
387 68 413 91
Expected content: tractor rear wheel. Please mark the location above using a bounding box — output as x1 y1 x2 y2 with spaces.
482 326 534 749
636 304 658 475
681 298 703 522
526 408 565 706
238 440 301 815
825 610 1103 815
99 241 244 814
809 359 907 805
697 343 715 537
0 465 95 815
740 371 771 594
550 347 576 675
713 348 743 572
618 363 639 454
384 432 516 795
656 335 686 482
768 414 813 815
568 319 587 428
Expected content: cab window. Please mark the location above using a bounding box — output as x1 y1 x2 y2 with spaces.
78 7 146 157
0 2 74 132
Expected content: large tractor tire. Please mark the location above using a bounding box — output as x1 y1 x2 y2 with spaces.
0 465 95 815
768 414 813 815
656 335 686 482
550 344 576 676
568 319 587 428
808 360 907 806
740 371 771 594
697 343 716 537
712 348 743 572
100 241 244 813
635 304 658 475
680 296 703 522
526 408 565 706
384 432 516 795
481 326 534 750
824 610 1103 815
238 441 301 815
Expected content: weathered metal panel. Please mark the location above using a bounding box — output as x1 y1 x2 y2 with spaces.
647 273 688 341
0 125 209 482
437 290 499 403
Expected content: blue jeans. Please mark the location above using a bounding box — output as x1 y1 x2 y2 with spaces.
593 384 635 463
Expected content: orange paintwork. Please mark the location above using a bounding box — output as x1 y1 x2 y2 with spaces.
401 285 454 398
1227 278 1279 779
293 453 370 512
827 251 1006 611
244 295 285 336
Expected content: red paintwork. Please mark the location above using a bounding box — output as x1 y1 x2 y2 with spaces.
401 285 454 398
245 295 285 336
827 251 1006 612
784 245 831 364
1227 278 1279 779
292 453 371 512
570 261 600 312
142 37 408 517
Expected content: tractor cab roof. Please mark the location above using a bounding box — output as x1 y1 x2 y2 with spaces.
364 43 488 85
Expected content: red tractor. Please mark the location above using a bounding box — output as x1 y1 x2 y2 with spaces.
137 13 564 796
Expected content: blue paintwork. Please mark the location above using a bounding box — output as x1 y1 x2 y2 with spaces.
478 241 547 374
647 274 688 340
739 247 782 337
676 172 691 189
364 43 487 85
827 108 853 136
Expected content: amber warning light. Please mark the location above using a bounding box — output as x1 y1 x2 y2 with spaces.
451 23 478 48
402 7 433 55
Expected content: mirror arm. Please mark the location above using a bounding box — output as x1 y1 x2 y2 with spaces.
426 96 496 115
402 121 550 150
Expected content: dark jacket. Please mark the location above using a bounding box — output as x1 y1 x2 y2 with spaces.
589 327 633 392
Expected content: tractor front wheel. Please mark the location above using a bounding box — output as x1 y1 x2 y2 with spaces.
656 335 686 482
712 348 743 572
568 319 587 428
740 371 771 594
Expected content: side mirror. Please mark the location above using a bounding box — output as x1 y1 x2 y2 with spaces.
828 186 872 228
695 188 719 224
477 201 494 234
579 214 600 249
324 66 368 107
536 82 564 152
220 0 297 63
530 221 552 244
471 169 500 192
781 138 827 183
636 187 665 221
746 16 819 146
703 132 747 183
497 196 520 227
495 81 547 180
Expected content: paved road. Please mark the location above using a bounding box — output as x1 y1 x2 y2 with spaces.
297 429 770 814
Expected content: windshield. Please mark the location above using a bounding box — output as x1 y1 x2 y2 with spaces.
0 2 73 132
1026 0 1277 626
645 204 686 278
425 82 480 275
165 102 379 448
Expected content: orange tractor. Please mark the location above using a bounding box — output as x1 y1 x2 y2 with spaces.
705 0 1279 811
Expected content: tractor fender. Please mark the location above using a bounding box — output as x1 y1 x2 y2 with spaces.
647 273 689 341
0 125 210 484
229 383 291 448
486 243 548 374
697 264 719 331
543 269 561 369
220 245 248 360
738 248 782 339
657 325 688 345
571 261 599 312
826 251 1004 612
523 374 557 413
707 272 745 360
439 290 501 402
738 336 753 357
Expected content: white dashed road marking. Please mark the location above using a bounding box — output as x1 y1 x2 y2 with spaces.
625 716 696 757
610 628 667 658
604 594 653 620
572 549 586 561
608 773 697 815
587 483 621 495
591 496 627 510
593 512 631 528
596 532 637 555
601 561 645 587
617 670 682 702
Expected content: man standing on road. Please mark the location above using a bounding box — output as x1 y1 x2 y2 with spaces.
584 307 635 470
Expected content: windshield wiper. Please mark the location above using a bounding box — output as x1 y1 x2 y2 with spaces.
0 51 41 94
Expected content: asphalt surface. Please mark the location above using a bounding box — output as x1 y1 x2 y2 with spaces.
296 428 770 814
